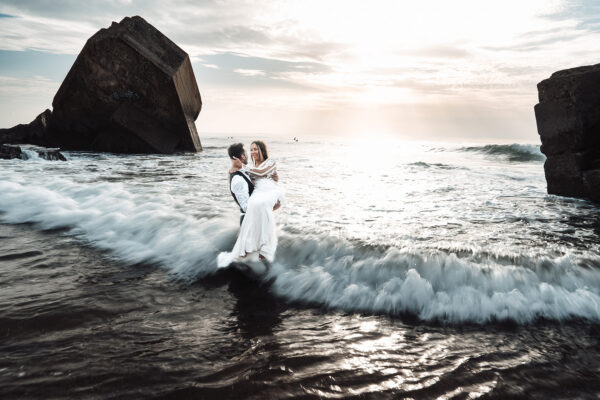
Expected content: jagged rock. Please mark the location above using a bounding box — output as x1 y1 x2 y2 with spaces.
0 16 202 154
0 144 66 161
25 145 67 161
534 63 600 202
0 144 23 160
0 109 53 147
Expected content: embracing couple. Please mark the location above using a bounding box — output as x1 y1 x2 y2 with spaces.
217 141 284 269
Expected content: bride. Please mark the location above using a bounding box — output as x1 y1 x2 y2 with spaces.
217 140 283 268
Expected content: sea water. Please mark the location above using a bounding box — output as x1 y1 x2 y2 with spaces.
1 136 600 398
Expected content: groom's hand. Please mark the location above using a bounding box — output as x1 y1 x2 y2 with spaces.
272 171 279 182
273 201 281 211
232 157 243 169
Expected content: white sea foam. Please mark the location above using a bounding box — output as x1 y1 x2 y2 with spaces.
20 149 41 161
0 179 235 279
458 143 546 162
1 177 600 324
269 234 600 323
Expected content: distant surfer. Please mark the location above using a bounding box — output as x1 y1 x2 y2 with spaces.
218 142 282 270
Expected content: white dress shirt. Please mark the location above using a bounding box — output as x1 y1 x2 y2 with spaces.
230 171 251 213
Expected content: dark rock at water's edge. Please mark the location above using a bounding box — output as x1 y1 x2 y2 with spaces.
0 144 22 159
0 144 67 161
534 63 600 203
0 109 54 147
0 16 202 154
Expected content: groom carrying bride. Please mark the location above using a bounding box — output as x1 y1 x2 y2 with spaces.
227 143 279 226
219 141 283 270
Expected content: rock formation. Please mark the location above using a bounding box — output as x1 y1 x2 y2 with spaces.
0 109 53 147
0 144 66 161
0 16 202 154
534 64 600 203
0 144 22 160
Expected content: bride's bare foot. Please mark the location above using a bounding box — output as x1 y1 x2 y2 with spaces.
259 254 271 273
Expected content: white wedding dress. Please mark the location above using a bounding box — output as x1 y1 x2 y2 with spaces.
217 158 283 268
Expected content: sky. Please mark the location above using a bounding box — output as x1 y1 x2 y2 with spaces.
1 0 600 142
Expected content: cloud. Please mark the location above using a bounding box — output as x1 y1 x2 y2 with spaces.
400 45 471 59
2 0 600 138
0 75 58 96
233 68 265 77
0 75 60 127
0 13 97 53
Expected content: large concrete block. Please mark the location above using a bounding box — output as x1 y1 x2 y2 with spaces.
537 64 600 103
535 63 600 202
534 101 584 155
0 16 203 154
51 16 202 153
544 153 586 197
583 169 600 203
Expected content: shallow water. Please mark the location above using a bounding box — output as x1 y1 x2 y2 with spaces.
1 136 600 398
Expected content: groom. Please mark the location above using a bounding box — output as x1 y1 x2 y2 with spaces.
227 143 279 225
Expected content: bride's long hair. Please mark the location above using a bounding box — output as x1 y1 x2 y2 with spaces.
251 140 268 166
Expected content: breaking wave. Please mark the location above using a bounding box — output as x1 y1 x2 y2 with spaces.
1 178 599 325
407 161 463 170
271 234 600 324
458 144 545 162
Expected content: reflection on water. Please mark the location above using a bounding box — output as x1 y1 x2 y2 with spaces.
1 222 600 399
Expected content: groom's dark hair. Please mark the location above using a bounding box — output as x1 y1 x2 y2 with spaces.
227 143 244 159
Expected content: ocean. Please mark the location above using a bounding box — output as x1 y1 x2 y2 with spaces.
1 136 600 398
